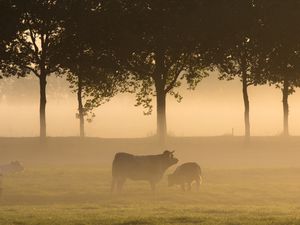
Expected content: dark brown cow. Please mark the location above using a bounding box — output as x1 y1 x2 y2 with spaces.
168 162 202 191
111 150 178 192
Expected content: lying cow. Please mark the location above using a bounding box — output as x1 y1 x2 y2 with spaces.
111 150 178 192
168 162 202 191
0 161 24 175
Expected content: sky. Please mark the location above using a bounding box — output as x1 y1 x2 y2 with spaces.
0 72 300 138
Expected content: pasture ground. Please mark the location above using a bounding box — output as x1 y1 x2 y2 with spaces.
1 137 300 225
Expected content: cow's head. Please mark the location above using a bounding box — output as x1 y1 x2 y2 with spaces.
162 150 178 168
10 161 24 173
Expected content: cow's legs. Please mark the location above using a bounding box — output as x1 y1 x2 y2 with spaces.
117 178 126 192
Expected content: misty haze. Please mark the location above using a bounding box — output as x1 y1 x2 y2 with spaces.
1 1 300 225
2 73 300 137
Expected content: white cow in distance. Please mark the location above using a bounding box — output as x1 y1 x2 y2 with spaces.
0 161 24 197
0 161 24 175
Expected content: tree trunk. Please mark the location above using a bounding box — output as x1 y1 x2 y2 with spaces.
77 74 85 137
242 74 250 141
282 77 289 137
154 49 167 146
156 85 167 146
39 73 47 139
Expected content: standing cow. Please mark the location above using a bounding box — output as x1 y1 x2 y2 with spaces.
168 162 202 191
111 150 178 192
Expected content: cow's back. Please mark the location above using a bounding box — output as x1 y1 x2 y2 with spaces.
174 162 201 180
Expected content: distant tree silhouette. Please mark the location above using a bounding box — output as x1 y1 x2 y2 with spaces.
57 0 126 137
259 0 300 136
3 0 66 139
216 1 266 141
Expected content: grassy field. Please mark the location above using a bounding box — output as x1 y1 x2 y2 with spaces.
1 137 300 224
1 166 300 224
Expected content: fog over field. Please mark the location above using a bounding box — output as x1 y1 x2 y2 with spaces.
2 1 300 224
1 72 300 138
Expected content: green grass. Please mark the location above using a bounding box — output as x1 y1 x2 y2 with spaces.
1 166 300 225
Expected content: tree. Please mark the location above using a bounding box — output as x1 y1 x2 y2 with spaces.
216 0 266 141
66 70 121 137
3 0 66 139
109 0 213 145
58 0 126 137
258 0 300 136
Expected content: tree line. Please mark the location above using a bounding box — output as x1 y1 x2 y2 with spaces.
0 0 300 144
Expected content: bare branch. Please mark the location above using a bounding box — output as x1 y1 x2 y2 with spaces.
164 56 186 93
164 68 183 93
247 81 255 86
24 65 40 78
29 28 39 56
